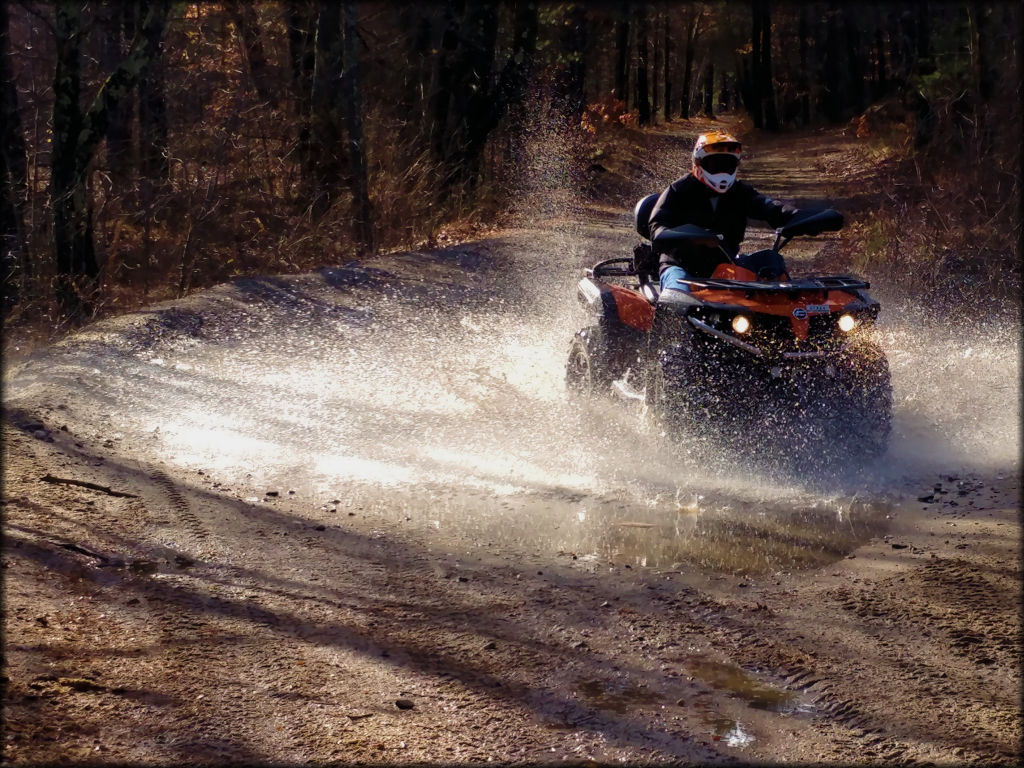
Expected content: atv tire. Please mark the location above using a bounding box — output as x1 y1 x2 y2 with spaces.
834 341 892 459
643 344 715 438
565 326 613 396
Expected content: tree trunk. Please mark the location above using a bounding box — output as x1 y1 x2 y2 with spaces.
799 4 811 124
614 4 629 104
51 0 169 318
428 0 461 163
100 5 135 181
651 8 660 119
893 6 915 81
226 0 277 108
915 0 933 74
822 9 844 122
341 1 372 256
427 0 535 190
971 1 996 100
681 13 699 120
746 0 762 127
1 0 28 308
396 5 432 124
662 14 672 121
634 4 650 125
286 0 316 195
759 0 778 130
557 3 587 125
703 61 714 117
51 2 94 317
844 10 864 117
873 25 888 101
138 3 168 182
310 0 345 216
448 2 498 181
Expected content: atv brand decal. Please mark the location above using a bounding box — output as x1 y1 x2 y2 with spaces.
793 304 830 319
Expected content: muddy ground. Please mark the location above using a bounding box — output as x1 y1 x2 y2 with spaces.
3 119 1021 765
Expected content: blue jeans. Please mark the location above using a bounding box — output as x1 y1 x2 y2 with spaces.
659 265 692 293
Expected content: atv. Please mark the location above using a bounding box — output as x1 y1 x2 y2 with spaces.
566 194 892 466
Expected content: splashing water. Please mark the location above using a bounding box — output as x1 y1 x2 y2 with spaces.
4 122 1018 575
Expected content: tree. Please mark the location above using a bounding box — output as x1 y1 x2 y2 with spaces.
821 8 845 123
309 0 344 216
662 13 672 121
554 3 587 125
1 0 27 310
798 4 811 124
99 5 136 181
50 0 170 318
428 0 537 188
286 0 316 190
614 3 629 104
757 0 778 130
341 1 372 256
226 1 278 109
680 10 700 119
703 61 715 116
634 3 650 124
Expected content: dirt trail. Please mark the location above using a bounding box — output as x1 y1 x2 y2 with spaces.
3 119 1021 765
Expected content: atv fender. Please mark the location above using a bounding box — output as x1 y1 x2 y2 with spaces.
577 276 655 333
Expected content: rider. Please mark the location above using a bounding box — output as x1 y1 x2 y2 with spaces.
648 131 800 292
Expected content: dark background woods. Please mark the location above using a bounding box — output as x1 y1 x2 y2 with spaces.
1 1 1020 335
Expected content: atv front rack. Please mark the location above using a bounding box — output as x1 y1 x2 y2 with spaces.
678 275 871 292
589 257 870 292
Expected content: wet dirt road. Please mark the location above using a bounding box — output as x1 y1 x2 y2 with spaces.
3 125 1021 764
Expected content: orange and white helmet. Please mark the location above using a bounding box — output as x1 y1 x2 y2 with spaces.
692 132 742 193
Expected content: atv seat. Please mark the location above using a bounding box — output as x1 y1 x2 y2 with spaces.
633 193 661 297
634 193 659 241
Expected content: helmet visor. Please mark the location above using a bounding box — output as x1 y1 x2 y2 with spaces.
699 154 740 175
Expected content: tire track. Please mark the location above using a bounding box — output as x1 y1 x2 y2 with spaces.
748 558 1021 765
150 469 210 543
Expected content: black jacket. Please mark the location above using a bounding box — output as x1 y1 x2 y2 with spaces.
649 174 798 277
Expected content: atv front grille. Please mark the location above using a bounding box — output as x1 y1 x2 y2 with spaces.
690 310 846 360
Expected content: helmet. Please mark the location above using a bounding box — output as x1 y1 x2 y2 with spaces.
692 132 742 193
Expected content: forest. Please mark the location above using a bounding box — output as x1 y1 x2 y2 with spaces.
1 1 1020 335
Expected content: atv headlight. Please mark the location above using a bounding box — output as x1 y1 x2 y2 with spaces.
729 315 753 333
837 313 856 332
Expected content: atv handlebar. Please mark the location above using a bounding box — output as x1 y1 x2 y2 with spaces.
651 224 724 249
772 208 844 251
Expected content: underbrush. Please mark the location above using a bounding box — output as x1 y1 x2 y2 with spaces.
845 165 1020 313
827 87 1019 319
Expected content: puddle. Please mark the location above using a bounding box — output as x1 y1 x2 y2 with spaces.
310 481 893 576
574 679 662 714
701 713 755 747
682 656 801 712
568 494 892 573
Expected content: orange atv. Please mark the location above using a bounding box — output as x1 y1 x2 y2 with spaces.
566 195 892 465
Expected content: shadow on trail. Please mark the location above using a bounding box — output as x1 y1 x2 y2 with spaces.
5 439 726 763
7 433 1014 761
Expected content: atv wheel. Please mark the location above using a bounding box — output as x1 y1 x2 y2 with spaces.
835 341 893 459
643 346 710 437
565 327 612 396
